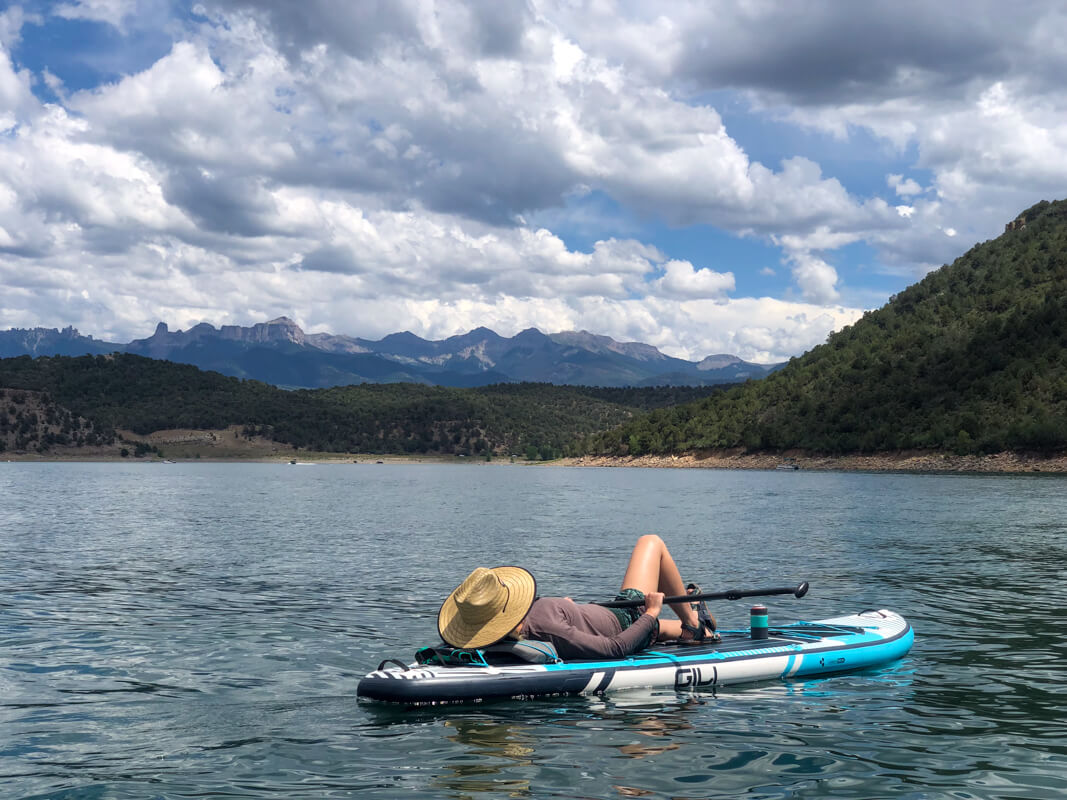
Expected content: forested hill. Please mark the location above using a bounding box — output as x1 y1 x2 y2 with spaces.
585 199 1067 456
0 387 116 454
0 354 724 458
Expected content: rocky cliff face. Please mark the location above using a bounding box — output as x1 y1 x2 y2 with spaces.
548 330 667 362
219 317 306 345
0 326 117 357
146 317 306 347
696 355 742 370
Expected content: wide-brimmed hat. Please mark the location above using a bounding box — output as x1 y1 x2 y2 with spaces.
438 566 537 649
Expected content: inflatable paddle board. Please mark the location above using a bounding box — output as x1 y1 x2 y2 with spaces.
357 609 913 704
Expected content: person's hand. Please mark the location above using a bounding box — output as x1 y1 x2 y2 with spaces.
644 591 664 617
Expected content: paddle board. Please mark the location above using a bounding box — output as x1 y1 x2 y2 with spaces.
357 609 913 704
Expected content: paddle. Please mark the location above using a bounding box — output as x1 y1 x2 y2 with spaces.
596 581 809 608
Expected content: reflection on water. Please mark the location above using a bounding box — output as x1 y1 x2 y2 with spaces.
2 464 1066 799
616 717 684 760
434 719 536 797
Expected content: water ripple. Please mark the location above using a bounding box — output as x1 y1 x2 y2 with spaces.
2 464 1065 799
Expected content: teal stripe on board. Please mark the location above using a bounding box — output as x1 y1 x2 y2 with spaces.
782 653 797 677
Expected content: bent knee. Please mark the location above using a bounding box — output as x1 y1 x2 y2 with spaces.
636 533 664 548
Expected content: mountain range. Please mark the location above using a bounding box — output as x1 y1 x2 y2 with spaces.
0 320 780 389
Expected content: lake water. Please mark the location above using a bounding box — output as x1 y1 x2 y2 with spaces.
1 462 1065 799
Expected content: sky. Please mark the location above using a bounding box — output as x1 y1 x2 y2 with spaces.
1 1 1065 363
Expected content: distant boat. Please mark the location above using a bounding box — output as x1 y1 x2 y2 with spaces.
775 460 799 471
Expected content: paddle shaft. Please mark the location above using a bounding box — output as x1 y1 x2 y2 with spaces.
596 582 809 608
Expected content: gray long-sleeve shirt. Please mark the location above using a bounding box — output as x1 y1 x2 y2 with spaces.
521 597 657 660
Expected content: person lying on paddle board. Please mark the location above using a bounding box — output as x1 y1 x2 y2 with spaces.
438 534 718 660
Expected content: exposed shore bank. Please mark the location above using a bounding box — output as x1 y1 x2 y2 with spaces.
3 423 1065 473
557 450 1067 474
0 425 523 465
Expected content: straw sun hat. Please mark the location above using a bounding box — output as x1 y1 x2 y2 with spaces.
438 566 537 649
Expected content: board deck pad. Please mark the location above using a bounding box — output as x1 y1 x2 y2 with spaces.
643 623 868 656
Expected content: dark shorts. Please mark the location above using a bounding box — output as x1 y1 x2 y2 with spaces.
608 588 659 649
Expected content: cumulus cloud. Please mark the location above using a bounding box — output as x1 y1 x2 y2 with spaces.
560 0 1059 106
0 7 35 49
54 0 138 29
673 3 1013 106
888 174 923 196
0 36 34 116
651 260 734 300
787 252 840 304
635 297 863 363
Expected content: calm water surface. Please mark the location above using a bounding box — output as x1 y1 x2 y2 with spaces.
1 463 1065 799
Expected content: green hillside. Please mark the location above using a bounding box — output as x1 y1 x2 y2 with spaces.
0 387 116 454
586 199 1067 456
0 353 724 458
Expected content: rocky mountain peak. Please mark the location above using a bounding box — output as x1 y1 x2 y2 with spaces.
697 354 743 370
216 317 305 345
550 330 666 362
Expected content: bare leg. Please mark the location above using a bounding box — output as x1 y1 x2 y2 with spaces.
620 534 700 638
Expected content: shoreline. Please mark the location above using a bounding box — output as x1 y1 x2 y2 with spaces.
0 451 517 465
557 450 1067 474
3 425 1065 474
4 447 1067 473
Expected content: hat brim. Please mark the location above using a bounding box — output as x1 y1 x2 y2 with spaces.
438 566 537 649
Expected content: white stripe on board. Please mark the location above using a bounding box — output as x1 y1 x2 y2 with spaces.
582 671 605 692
